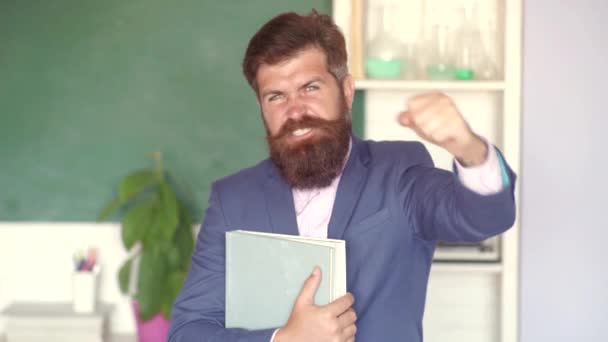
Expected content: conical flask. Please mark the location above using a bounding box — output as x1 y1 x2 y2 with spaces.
425 24 454 80
365 4 407 79
453 2 486 80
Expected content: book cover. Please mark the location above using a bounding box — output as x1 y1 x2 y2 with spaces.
225 230 346 330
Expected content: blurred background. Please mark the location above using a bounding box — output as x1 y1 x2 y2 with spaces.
0 0 606 341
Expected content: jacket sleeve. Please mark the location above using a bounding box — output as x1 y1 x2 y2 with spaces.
397 142 517 242
168 183 276 342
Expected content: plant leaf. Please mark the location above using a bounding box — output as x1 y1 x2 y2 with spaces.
136 249 167 321
118 258 132 294
122 196 156 250
157 181 179 241
97 196 122 221
174 223 194 272
166 244 181 270
119 169 159 203
160 271 186 320
142 218 161 250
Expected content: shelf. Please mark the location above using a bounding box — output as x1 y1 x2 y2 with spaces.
354 79 506 91
431 262 503 274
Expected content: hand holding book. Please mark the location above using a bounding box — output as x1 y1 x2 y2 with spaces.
274 267 357 342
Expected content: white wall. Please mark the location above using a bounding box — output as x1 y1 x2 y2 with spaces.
521 0 608 341
0 223 135 334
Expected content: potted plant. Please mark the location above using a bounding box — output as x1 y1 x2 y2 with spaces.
98 152 195 342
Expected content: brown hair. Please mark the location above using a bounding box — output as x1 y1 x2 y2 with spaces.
242 9 348 93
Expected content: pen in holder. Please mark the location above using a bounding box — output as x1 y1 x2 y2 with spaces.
72 247 100 313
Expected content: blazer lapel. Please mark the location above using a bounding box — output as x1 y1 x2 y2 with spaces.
327 137 370 239
264 162 299 236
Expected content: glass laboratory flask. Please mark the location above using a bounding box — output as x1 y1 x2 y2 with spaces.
365 4 407 79
477 18 500 80
425 24 454 80
453 2 486 80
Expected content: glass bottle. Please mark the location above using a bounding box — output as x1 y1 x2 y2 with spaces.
365 4 407 79
453 2 486 81
477 18 500 80
425 24 454 80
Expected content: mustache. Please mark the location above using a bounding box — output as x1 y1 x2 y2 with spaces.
273 115 335 140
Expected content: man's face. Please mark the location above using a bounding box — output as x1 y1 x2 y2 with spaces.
257 47 353 139
255 47 355 188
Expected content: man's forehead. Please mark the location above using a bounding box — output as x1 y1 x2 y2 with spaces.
257 48 331 87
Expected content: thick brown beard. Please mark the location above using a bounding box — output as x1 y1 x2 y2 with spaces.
266 112 351 189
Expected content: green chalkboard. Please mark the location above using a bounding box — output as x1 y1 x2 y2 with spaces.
0 0 364 221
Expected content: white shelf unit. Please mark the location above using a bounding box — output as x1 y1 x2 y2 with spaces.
431 262 503 274
333 1 522 342
355 80 506 91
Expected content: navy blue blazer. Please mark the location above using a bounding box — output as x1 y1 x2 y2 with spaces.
168 136 516 341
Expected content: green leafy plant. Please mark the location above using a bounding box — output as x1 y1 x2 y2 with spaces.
98 152 195 320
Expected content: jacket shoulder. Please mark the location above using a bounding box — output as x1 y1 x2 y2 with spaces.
365 139 433 167
211 159 271 195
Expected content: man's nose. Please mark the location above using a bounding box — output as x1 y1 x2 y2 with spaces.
285 95 306 120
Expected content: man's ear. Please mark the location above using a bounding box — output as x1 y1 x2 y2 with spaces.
342 74 355 112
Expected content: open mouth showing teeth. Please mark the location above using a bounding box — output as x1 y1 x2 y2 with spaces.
292 128 312 137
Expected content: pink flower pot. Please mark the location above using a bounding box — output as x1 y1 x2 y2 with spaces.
132 301 170 342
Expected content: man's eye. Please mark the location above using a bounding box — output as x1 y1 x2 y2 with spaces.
268 94 282 102
305 85 319 92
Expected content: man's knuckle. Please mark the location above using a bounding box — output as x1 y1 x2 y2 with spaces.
328 321 340 334
441 95 453 106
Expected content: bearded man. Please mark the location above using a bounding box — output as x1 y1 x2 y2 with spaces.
169 10 516 342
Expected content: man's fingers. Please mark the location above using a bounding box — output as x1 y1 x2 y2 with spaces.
342 323 357 339
398 111 411 127
399 109 432 128
407 91 439 111
324 292 355 316
420 115 445 137
400 115 432 142
338 308 357 326
295 266 321 306
400 101 455 145
400 103 436 129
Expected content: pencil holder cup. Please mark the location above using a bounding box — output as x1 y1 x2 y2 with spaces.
72 270 99 313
